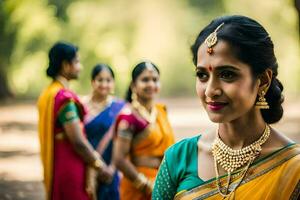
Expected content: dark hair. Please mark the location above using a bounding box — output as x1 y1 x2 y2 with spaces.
191 15 284 124
125 61 160 102
46 42 78 78
91 63 115 80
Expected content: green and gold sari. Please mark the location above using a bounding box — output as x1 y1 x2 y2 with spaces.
152 136 300 200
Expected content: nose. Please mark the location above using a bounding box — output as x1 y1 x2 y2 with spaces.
146 80 156 88
78 62 82 71
204 77 222 98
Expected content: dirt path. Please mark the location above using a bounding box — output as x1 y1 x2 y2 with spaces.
0 98 299 199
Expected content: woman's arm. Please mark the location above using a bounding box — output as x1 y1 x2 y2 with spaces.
59 102 113 183
152 158 177 200
112 122 152 194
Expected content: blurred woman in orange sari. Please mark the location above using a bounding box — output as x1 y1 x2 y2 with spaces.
113 61 175 200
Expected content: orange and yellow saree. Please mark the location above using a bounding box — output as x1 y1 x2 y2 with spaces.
115 104 175 200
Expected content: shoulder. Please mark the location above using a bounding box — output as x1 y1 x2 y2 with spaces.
55 89 77 103
80 95 91 105
111 98 126 109
112 97 126 104
117 104 133 117
115 104 135 127
262 128 296 156
165 135 200 161
163 136 200 183
55 89 86 116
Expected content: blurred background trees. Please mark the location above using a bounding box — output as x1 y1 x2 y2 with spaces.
0 0 299 100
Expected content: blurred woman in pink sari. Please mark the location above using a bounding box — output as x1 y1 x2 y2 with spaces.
38 42 113 200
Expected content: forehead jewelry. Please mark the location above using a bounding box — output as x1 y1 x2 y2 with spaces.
145 61 155 71
204 22 225 54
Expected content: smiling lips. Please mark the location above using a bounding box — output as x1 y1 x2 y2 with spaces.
207 101 228 111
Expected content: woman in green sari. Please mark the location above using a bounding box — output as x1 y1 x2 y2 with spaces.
152 15 300 200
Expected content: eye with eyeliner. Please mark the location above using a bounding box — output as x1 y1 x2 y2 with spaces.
219 70 238 81
195 69 209 81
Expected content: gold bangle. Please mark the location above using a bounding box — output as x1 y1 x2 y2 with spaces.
92 151 105 169
133 173 148 190
93 159 105 169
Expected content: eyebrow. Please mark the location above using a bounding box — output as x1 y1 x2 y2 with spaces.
196 65 240 71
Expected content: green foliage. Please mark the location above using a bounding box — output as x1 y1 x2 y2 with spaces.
1 0 300 98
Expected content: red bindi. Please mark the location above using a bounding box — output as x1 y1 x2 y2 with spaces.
208 66 213 72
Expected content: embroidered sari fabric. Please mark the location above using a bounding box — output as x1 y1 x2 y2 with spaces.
152 135 300 200
115 103 175 200
84 99 125 200
37 80 89 200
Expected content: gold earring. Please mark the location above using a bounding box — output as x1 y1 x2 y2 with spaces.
131 92 138 102
255 90 269 109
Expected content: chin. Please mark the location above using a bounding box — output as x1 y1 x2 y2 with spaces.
206 113 227 123
70 75 79 80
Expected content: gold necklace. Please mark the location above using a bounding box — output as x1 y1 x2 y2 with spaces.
212 125 270 173
211 124 270 197
131 100 157 124
214 155 254 198
88 96 112 116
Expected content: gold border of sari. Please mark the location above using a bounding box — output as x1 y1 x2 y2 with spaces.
175 144 300 200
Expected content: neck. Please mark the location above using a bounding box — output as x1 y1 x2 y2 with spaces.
56 75 69 88
136 97 153 112
217 109 266 149
91 92 109 103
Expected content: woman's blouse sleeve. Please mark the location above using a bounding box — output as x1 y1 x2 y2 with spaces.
58 101 80 125
152 156 177 200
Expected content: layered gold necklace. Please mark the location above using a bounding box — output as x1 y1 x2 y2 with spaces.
211 124 271 197
131 100 157 124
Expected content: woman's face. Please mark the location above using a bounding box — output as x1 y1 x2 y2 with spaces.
132 67 160 102
92 69 115 98
66 53 82 80
195 40 260 123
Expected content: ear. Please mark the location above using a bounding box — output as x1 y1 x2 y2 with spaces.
258 69 273 93
61 60 69 74
130 82 136 93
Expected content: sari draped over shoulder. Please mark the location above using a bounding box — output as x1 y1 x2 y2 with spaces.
115 103 175 200
84 99 125 200
152 135 300 200
37 80 88 200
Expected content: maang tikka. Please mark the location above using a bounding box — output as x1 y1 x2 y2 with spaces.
204 22 225 54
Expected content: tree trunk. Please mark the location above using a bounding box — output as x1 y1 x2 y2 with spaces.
0 2 16 100
0 70 13 99
295 0 300 38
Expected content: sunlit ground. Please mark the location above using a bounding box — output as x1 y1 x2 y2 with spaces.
0 97 299 199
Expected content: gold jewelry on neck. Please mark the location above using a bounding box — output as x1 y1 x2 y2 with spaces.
212 124 270 197
204 22 225 54
214 155 254 198
212 124 270 173
131 93 157 123
88 95 112 116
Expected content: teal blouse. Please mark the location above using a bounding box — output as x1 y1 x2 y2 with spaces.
152 135 205 200
152 135 297 200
